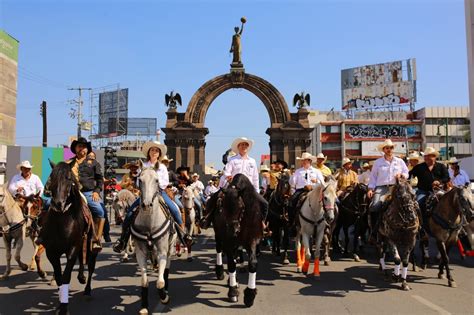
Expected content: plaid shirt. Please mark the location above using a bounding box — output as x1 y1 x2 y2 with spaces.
336 168 358 192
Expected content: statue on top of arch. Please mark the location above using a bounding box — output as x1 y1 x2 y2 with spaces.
165 91 182 110
230 17 246 68
293 92 310 110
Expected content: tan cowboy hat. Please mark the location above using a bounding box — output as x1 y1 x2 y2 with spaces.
260 164 270 172
377 139 397 152
342 157 352 166
231 137 254 154
161 155 173 162
296 152 316 162
448 157 459 164
16 160 33 170
191 173 200 178
408 151 420 160
423 147 439 157
362 162 370 168
315 153 327 162
141 141 167 161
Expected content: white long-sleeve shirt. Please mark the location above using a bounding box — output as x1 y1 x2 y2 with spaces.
290 166 325 190
143 161 169 190
191 180 205 193
368 156 409 190
449 169 470 187
8 173 44 197
223 154 259 192
358 170 371 185
204 184 218 198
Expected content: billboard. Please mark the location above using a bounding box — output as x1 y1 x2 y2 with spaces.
341 59 416 110
126 118 157 136
98 88 128 137
345 124 421 140
0 30 19 62
361 141 407 157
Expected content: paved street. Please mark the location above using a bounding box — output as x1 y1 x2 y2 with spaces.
0 226 473 315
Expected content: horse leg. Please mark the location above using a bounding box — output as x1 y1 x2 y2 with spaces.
227 248 239 303
343 226 350 257
56 251 78 315
313 224 327 277
333 220 342 253
420 235 430 270
244 242 258 308
77 248 86 285
156 252 170 304
14 232 28 271
215 235 225 280
136 247 149 315
30 235 38 270
35 245 47 279
282 226 290 265
353 222 361 262
1 236 12 280
84 250 98 297
400 249 411 291
436 241 455 287
301 232 311 275
392 247 402 283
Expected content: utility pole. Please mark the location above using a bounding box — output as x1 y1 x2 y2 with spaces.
40 101 47 147
68 87 92 138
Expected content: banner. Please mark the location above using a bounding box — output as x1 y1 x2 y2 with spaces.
0 30 19 62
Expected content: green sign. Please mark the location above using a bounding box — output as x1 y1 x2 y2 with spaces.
0 30 19 62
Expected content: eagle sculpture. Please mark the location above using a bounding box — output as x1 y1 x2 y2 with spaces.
165 91 182 109
293 92 310 109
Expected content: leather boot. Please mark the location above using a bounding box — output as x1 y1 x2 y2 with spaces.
176 223 194 248
92 218 105 253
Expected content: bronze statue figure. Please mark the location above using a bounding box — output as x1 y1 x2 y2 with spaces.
165 91 182 110
293 92 310 109
230 17 246 66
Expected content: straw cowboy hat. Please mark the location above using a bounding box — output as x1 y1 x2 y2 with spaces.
408 151 421 160
16 160 34 170
231 137 254 154
377 139 397 152
161 155 173 162
296 152 316 162
423 147 440 157
362 162 370 168
260 164 270 172
448 157 460 164
70 137 92 154
315 153 327 162
141 141 167 161
191 173 200 178
342 157 352 166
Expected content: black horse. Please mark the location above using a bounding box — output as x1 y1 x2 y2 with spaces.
212 174 263 307
333 183 370 261
40 161 99 314
267 172 292 264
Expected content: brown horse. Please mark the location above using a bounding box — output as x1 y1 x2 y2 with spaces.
428 186 474 287
377 177 420 291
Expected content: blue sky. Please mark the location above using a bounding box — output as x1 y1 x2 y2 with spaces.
0 0 469 168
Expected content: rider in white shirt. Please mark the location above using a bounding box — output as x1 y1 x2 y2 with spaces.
447 157 470 187
8 160 44 197
204 180 219 200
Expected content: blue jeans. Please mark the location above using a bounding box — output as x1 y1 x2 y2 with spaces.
82 191 105 218
123 190 183 226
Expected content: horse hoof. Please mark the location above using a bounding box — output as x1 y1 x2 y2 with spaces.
38 271 47 279
20 264 28 271
50 279 57 287
283 258 290 265
353 255 361 262
139 308 148 315
187 257 194 262
449 281 457 288
78 275 86 285
391 273 401 283
0 275 9 281
158 288 169 304
56 303 69 315
243 287 257 308
324 261 330 266
438 273 446 280
401 282 410 291
296 266 302 273
228 286 239 303
29 265 36 271
215 265 225 280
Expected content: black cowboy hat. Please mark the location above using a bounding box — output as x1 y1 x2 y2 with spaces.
176 166 190 173
70 137 92 154
273 159 288 169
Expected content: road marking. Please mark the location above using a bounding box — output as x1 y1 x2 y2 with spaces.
411 295 451 315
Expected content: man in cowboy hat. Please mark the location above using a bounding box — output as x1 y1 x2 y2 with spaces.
289 153 325 220
204 179 219 200
8 160 44 198
119 160 140 196
335 157 358 197
447 157 470 187
357 162 371 185
190 172 205 219
314 153 332 178
260 164 271 195
161 155 179 188
264 159 288 199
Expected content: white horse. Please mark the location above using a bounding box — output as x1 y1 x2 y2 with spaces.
132 162 176 314
113 189 138 261
295 180 337 276
0 185 30 280
181 186 196 262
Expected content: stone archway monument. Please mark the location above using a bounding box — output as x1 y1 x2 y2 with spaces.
162 18 313 172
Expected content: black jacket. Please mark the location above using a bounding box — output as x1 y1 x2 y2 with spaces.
409 162 449 192
70 158 104 194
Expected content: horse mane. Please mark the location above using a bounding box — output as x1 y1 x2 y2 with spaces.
117 189 136 201
49 162 83 207
225 174 259 214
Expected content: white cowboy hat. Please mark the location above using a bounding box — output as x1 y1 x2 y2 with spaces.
191 173 200 178
342 157 352 166
141 141 167 161
16 160 34 170
315 153 327 161
448 157 459 164
231 137 254 154
362 162 370 168
423 147 439 157
260 164 270 172
377 139 397 152
161 155 173 162
408 151 420 160
296 152 316 162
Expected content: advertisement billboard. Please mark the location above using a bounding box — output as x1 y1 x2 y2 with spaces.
341 59 416 110
0 30 19 62
98 88 128 137
345 124 421 140
126 118 157 136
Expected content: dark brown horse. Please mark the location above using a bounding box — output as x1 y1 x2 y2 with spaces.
377 177 420 291
267 172 292 264
40 161 99 314
333 183 370 262
214 174 263 307
428 186 474 287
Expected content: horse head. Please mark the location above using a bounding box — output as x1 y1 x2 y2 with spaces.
355 183 370 213
276 172 291 204
48 162 79 213
394 176 416 204
457 186 474 221
181 186 195 210
138 160 160 210
223 184 245 236
321 180 337 223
